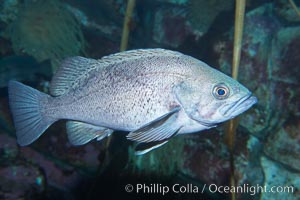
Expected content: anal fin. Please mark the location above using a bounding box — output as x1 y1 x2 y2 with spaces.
66 121 113 145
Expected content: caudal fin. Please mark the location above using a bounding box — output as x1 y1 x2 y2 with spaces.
8 81 56 146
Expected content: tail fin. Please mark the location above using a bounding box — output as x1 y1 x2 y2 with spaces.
8 81 56 146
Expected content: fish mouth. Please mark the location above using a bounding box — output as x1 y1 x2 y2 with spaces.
221 94 257 118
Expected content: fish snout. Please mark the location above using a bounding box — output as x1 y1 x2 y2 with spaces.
220 93 257 118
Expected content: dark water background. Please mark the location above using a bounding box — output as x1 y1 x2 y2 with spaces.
0 0 299 199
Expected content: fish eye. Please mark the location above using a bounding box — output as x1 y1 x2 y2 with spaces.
213 84 230 100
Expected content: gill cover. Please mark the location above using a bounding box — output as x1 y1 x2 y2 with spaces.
173 81 200 118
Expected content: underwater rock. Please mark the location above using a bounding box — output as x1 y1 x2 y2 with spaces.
65 0 123 27
156 0 189 5
182 130 230 187
6 0 85 71
0 37 13 57
0 164 45 199
83 28 120 59
182 128 264 193
239 4 286 137
151 0 235 47
0 96 13 134
264 118 300 171
20 146 83 190
0 133 81 199
269 26 300 117
271 26 300 85
232 134 264 200
0 0 20 24
65 0 122 39
213 4 299 138
153 6 191 47
274 0 300 23
0 133 18 161
260 156 300 200
127 136 186 177
0 55 51 88
187 0 234 37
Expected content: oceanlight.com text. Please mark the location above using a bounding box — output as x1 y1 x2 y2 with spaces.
208 183 294 195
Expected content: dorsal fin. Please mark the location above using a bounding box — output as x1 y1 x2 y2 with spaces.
50 56 101 96
50 49 183 96
97 48 183 66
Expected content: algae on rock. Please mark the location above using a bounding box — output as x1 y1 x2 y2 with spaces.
6 0 85 72
187 0 234 37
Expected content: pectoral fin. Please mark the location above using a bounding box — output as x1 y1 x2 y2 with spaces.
126 107 181 143
66 121 113 145
134 126 182 155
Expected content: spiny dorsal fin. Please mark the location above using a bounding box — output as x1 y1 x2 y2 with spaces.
50 56 101 96
50 49 184 96
97 48 183 66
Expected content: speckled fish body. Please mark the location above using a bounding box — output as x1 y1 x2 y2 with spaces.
8 49 257 154
49 50 192 131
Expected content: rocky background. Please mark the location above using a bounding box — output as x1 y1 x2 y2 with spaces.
0 0 299 199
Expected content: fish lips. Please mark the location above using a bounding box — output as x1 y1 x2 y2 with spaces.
220 94 257 118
